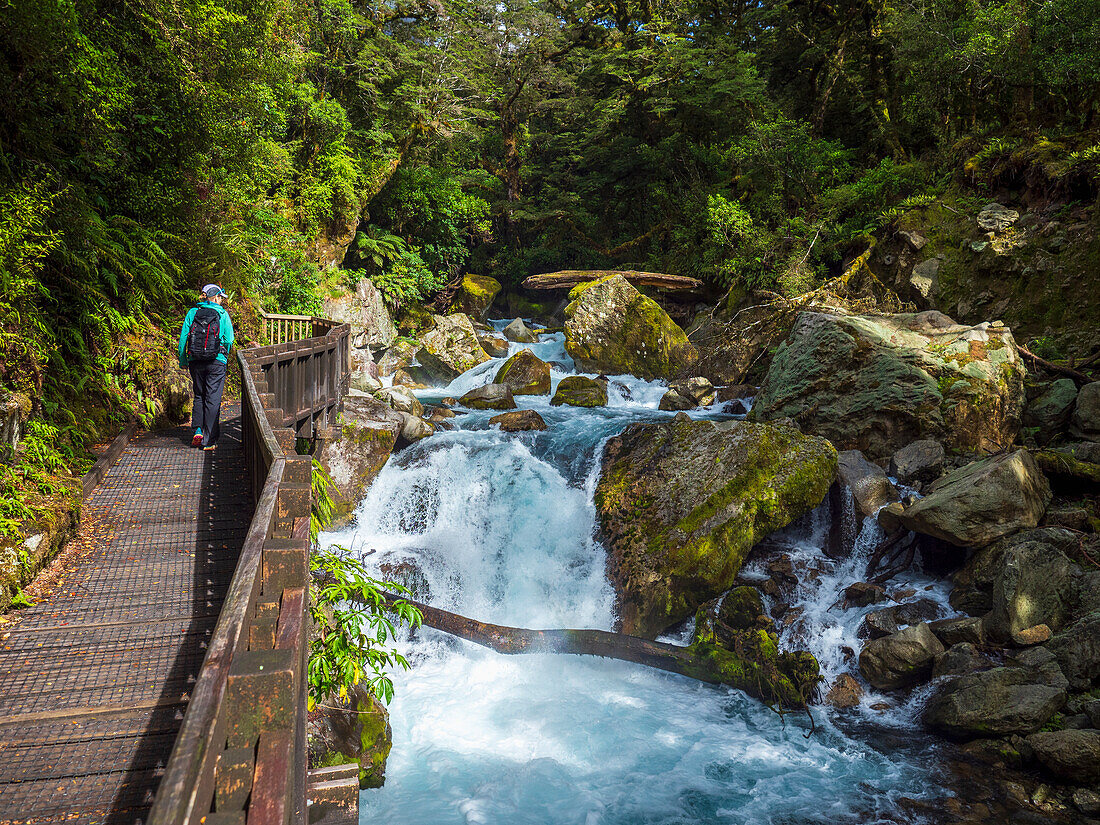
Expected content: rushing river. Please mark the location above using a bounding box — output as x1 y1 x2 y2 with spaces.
320 323 959 825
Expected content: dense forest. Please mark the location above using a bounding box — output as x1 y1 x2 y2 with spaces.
1 0 1099 538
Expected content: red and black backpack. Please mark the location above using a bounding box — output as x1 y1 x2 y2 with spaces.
187 306 224 361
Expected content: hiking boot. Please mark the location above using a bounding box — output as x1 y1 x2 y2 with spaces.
191 432 203 447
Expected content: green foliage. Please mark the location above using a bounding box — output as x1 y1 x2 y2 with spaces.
310 460 336 544
308 545 423 707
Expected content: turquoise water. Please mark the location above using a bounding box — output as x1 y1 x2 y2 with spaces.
320 326 950 825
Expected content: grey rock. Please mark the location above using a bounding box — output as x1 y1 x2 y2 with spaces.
899 230 928 251
489 409 548 432
984 527 1079 643
458 384 516 411
477 334 510 358
503 318 539 344
350 371 383 394
897 450 1051 547
1024 379 1078 441
374 386 423 417
837 450 900 518
933 642 992 678
319 397 404 515
977 203 1020 233
1073 789 1100 817
1047 611 1100 690
845 582 888 608
889 440 945 485
950 528 1073 617
909 259 940 303
862 599 942 639
1026 729 1100 784
322 278 397 351
858 622 944 690
396 412 434 443
929 616 985 647
924 665 1067 737
494 350 551 396
376 339 421 377
668 377 717 407
658 390 696 411
1073 381 1100 439
418 314 491 381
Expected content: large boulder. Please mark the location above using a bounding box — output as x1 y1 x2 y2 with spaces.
564 275 698 380
459 384 516 411
888 440 944 486
950 528 1074 617
684 292 796 386
752 311 1026 459
489 409 548 432
896 450 1051 547
417 314 490 382
551 376 608 408
323 278 398 351
376 339 421 377
924 661 1067 737
1024 379 1078 443
495 350 551 396
374 386 423 417
837 450 900 518
1073 381 1100 440
668 378 717 407
595 416 837 637
1047 611 1100 690
984 527 1080 643
1026 730 1100 785
503 318 538 344
858 622 944 690
447 274 501 321
320 398 404 521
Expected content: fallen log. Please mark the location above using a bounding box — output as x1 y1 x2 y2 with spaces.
1033 450 1100 484
522 270 703 291
1018 345 1095 385
371 593 819 710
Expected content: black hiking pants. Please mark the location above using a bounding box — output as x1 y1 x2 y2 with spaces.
189 360 227 447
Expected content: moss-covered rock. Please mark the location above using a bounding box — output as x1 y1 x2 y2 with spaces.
320 398 403 525
596 416 837 637
564 275 697 380
448 274 502 321
550 375 608 407
306 684 393 789
459 383 516 410
495 349 551 396
417 313 491 382
685 629 821 710
752 310 1026 459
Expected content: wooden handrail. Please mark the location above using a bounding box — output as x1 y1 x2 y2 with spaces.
150 318 349 825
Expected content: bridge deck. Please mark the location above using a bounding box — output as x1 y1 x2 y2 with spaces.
0 413 251 825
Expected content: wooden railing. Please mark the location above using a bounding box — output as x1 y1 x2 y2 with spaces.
149 320 350 825
261 312 342 346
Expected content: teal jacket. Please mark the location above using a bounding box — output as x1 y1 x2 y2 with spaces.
179 301 234 367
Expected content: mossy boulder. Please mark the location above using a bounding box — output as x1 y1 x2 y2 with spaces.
595 416 837 637
550 376 608 407
752 310 1026 459
306 684 393 789
459 383 516 410
489 409 548 432
494 350 551 396
564 275 697 380
448 273 501 321
320 397 403 525
418 314 491 382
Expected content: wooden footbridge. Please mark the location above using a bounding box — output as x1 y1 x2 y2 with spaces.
0 315 353 825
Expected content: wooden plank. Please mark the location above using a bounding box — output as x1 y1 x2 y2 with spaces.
247 729 292 825
82 420 139 500
522 269 703 291
275 589 305 652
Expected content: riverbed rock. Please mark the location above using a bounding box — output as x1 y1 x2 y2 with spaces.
396 412 434 445
351 372 383 394
321 398 404 523
376 339 421 377
658 390 695 411
858 622 944 690
1073 381 1100 440
1047 611 1100 690
306 684 392 789
929 616 985 647
984 527 1079 643
751 311 1026 459
596 416 837 637
896 450 1051 547
845 582 888 608
668 377 717 407
861 599 941 639
495 350 551 396
459 384 516 411
933 642 992 678
888 440 945 485
477 334 510 358
392 368 428 389
825 674 865 708
448 274 501 321
551 376 608 408
489 409 548 432
1024 379 1078 443
503 318 539 344
950 528 1074 617
924 663 1068 737
837 450 900 518
417 314 491 382
1026 730 1100 785
564 275 698 380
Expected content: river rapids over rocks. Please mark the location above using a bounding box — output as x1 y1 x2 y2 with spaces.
320 322 962 825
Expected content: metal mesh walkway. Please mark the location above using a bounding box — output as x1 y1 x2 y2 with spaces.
0 414 251 825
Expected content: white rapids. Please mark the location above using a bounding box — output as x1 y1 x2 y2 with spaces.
320 321 955 825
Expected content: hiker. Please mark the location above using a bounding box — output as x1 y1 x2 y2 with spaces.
178 284 234 450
